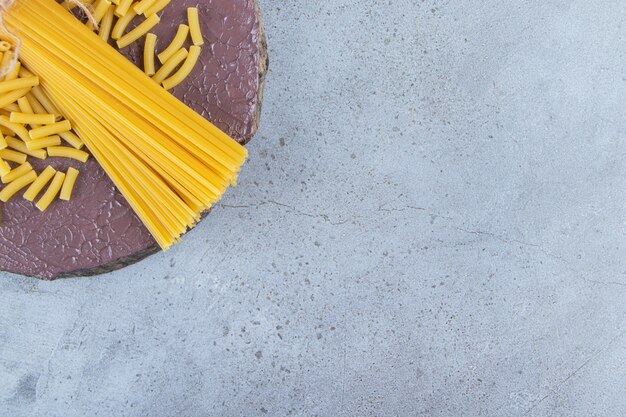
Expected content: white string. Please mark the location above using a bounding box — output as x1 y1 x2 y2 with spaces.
71 0 99 30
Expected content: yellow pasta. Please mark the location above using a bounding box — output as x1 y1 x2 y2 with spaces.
1 106 16 114
15 97 40 129
0 51 12 78
98 6 115 41
0 170 36 202
4 61 21 81
157 24 189 64
25 92 47 114
143 0 169 15
111 9 137 40
0 148 27 163
46 146 90 162
0 158 10 176
0 126 13 136
29 120 71 139
0 132 6 150
59 131 84 149
6 0 247 248
143 33 157 76
0 115 30 142
2 161 32 183
60 167 79 200
152 47 188 84
133 0 156 15
10 111 56 125
0 76 39 94
92 0 112 25
17 96 33 114
6 137 48 159
26 135 61 150
18 67 33 78
3 103 20 113
0 42 11 52
187 8 204 46
162 45 201 90
18 94 41 127
0 88 31 108
35 170 65 211
30 85 61 117
23 165 56 201
117 13 160 49
114 0 133 17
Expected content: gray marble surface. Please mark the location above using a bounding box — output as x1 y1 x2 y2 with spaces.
2 1 626 416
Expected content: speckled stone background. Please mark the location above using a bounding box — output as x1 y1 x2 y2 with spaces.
2 1 626 416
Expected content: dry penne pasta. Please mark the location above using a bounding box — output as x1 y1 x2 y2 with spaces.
5 61 21 81
0 51 13 78
0 157 10 175
92 0 112 25
117 13 160 48
16 97 39 130
26 135 61 150
0 88 31 108
98 6 115 41
46 146 89 162
133 0 157 15
18 67 33 78
114 0 133 17
59 131 84 149
0 148 27 163
0 126 14 136
111 9 137 40
0 115 30 142
0 76 39 94
162 45 201 90
0 169 36 202
6 137 47 159
17 96 33 114
2 161 32 183
29 120 71 139
158 24 189 64
35 170 64 211
2 103 20 112
152 48 188 84
30 86 61 117
10 111 55 125
23 165 56 201
187 7 204 46
143 0 170 15
25 92 47 114
60 167 79 200
143 33 157 76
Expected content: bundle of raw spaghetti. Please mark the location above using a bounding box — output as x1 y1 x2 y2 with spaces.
3 0 247 249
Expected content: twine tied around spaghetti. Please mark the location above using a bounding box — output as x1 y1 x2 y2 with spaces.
0 0 98 77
